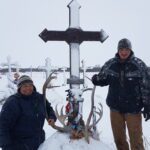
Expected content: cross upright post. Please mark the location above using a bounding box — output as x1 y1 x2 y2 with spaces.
68 0 81 90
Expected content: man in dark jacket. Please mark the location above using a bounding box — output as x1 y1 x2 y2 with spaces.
0 75 57 150
92 38 150 150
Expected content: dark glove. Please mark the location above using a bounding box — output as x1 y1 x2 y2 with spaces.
142 105 150 121
92 74 100 85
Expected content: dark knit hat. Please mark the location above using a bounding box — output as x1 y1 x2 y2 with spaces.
117 38 132 51
17 75 33 88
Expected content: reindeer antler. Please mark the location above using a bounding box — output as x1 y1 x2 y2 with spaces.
42 71 71 132
55 104 67 126
43 71 61 119
43 71 56 93
84 86 96 143
84 84 103 143
43 73 103 143
89 103 103 130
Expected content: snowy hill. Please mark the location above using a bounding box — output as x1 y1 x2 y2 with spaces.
0 72 150 150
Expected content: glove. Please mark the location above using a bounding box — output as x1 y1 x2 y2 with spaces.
92 74 100 85
142 105 150 121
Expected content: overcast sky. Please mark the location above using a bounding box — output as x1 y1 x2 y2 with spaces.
0 0 150 68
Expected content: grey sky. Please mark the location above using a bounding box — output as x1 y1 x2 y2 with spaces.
0 0 150 68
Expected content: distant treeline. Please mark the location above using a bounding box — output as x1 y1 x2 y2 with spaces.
1 67 150 74
0 67 101 74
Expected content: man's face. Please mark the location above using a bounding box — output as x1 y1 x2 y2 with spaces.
118 48 131 60
20 83 34 96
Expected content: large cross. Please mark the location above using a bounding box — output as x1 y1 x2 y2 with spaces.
39 0 108 89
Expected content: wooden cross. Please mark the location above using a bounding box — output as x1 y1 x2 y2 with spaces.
39 0 109 89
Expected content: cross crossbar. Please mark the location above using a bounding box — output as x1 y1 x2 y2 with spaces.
39 28 107 44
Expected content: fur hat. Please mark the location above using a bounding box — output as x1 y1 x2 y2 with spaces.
17 75 33 89
117 38 132 51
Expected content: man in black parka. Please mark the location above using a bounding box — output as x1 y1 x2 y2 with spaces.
0 75 57 150
92 38 150 150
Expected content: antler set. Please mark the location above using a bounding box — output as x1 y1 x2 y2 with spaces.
43 72 103 143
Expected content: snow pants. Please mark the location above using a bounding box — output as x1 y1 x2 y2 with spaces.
110 111 144 150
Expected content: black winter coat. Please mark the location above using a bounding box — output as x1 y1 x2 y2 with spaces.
0 91 56 150
92 52 150 113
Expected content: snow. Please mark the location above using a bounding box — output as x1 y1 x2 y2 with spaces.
0 72 150 150
38 132 111 150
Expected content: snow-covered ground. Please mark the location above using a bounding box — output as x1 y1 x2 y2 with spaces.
38 132 111 150
0 72 150 150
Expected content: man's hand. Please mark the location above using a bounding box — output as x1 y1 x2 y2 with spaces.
47 119 55 126
142 105 150 121
91 74 99 85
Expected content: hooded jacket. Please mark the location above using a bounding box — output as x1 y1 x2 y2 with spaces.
0 89 56 150
93 51 150 113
